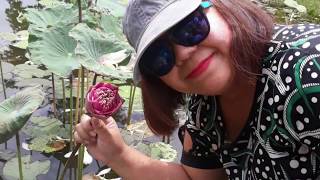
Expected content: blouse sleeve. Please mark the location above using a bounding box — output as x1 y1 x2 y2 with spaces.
178 94 223 169
281 31 320 155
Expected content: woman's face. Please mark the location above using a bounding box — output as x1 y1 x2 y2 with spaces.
160 7 235 96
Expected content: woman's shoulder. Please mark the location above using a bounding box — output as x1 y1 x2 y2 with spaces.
260 24 320 149
272 23 320 42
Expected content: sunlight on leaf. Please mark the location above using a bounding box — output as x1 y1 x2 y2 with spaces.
3 155 50 180
0 86 45 143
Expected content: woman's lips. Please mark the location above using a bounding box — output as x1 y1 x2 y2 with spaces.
186 53 214 79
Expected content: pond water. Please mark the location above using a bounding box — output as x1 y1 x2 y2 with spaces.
0 1 115 179
0 1 183 179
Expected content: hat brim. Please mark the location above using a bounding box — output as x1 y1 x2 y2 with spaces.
133 0 202 84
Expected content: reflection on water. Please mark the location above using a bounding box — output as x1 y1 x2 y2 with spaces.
0 0 37 32
0 0 36 65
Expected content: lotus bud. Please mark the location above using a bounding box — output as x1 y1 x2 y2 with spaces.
85 82 124 120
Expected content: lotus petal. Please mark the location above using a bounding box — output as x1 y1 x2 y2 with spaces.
0 86 45 143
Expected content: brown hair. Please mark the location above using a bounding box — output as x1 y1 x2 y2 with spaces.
141 0 274 135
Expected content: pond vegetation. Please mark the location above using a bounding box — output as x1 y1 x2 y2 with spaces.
0 0 319 179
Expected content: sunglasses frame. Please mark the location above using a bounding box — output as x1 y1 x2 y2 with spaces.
139 2 212 77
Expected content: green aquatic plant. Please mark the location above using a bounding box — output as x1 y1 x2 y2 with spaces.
0 86 45 143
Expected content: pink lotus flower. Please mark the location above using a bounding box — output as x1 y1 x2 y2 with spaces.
85 82 124 120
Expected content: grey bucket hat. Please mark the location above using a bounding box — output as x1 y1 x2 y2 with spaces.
122 0 202 84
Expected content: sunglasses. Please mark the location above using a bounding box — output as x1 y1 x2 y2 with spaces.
139 1 213 77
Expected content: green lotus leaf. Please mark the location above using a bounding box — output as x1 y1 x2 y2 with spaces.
25 4 77 34
10 30 29 49
3 155 50 180
0 149 16 161
134 142 177 162
0 32 17 54
0 86 45 143
28 135 67 153
22 116 69 153
1 62 15 74
96 0 127 17
284 0 307 13
12 64 51 79
0 32 17 42
150 142 177 162
52 77 91 99
118 85 142 111
0 62 14 81
22 116 69 138
100 14 127 43
69 23 131 80
0 46 9 54
39 0 68 8
28 26 80 77
25 5 99 38
14 78 52 89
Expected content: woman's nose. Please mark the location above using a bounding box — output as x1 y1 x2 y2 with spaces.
173 44 198 66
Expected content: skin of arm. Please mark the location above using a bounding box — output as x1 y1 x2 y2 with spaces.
75 115 227 180
106 131 228 180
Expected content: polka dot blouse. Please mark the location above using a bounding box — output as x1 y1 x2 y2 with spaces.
178 24 320 179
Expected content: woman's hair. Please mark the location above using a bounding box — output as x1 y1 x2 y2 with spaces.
140 0 274 135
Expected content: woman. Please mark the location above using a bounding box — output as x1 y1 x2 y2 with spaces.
74 0 320 179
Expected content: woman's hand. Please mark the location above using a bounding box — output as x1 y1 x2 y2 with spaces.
74 114 127 164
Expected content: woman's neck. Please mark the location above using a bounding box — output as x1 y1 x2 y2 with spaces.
218 74 257 141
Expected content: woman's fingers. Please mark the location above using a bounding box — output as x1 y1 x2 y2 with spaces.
80 114 97 136
74 114 97 143
73 131 83 144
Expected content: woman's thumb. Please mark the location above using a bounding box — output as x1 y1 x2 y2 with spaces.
91 117 114 134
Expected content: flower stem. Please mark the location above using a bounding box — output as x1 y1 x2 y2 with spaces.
16 133 23 180
69 75 74 151
52 73 57 117
59 143 81 180
62 78 67 126
127 84 136 125
0 60 8 149
75 70 81 125
92 73 98 86
77 66 86 180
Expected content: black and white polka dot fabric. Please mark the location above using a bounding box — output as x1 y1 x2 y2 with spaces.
178 24 320 179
